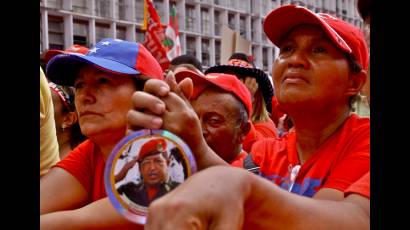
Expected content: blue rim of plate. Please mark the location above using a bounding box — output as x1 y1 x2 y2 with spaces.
104 129 197 225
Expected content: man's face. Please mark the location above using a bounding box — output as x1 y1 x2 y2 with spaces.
272 25 351 111
192 88 244 163
139 154 169 186
74 65 136 139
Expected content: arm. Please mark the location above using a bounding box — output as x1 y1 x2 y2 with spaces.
145 166 369 230
127 73 228 170
40 67 60 176
40 198 143 230
41 166 143 229
40 167 88 214
114 157 138 183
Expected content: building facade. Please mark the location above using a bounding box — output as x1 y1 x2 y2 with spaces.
40 0 364 74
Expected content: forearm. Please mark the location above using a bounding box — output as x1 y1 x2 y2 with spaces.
243 174 369 230
40 198 143 230
114 167 130 183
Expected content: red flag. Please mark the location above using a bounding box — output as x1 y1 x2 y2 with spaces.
143 0 170 70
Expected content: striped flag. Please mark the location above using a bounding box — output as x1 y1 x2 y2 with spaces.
164 4 181 60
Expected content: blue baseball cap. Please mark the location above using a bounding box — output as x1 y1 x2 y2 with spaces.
46 38 164 86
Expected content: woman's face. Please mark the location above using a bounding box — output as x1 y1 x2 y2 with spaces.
272 25 351 110
74 65 137 139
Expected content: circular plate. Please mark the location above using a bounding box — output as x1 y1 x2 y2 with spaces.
104 129 197 224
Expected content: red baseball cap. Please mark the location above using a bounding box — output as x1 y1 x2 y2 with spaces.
44 44 89 63
138 138 167 162
175 69 253 117
263 5 369 70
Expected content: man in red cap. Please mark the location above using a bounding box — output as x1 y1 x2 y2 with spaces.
116 138 180 206
175 70 253 167
205 52 278 148
127 4 369 229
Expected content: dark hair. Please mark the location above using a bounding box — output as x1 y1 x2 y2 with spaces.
132 77 147 91
357 0 371 20
229 52 255 67
234 96 249 128
344 53 364 110
70 123 87 149
170 54 203 72
344 53 363 74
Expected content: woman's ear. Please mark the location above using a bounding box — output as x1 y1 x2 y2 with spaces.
346 70 367 97
62 111 78 129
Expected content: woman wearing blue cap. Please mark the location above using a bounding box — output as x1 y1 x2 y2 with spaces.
40 38 163 230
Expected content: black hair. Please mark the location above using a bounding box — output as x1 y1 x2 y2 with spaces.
170 54 203 72
132 77 147 91
344 53 363 74
235 98 249 128
344 53 364 110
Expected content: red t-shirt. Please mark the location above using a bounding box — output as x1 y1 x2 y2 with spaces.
250 114 370 197
345 171 370 199
55 140 107 202
242 122 266 153
230 150 248 168
254 118 278 138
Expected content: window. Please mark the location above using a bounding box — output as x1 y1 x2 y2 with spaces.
228 13 235 30
135 0 145 23
215 40 221 65
201 9 211 35
48 16 64 50
95 0 110 18
95 23 110 43
47 0 62 9
116 26 126 40
214 0 225 6
261 0 270 16
73 0 89 14
252 18 258 41
239 16 246 37
214 11 221 36
251 0 259 14
186 5 196 32
201 39 210 67
116 0 128 20
262 47 268 72
186 36 196 58
136 28 145 43
228 0 236 9
238 0 250 12
73 19 88 46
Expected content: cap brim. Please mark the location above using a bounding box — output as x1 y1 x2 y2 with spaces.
263 5 351 53
205 65 274 113
46 53 140 86
175 69 209 99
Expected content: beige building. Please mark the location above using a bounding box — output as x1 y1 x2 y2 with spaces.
40 0 364 74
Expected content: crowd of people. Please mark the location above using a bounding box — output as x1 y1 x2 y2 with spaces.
40 1 370 229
